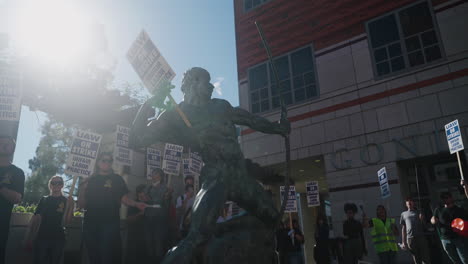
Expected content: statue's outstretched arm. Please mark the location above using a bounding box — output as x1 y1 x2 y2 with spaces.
231 106 290 136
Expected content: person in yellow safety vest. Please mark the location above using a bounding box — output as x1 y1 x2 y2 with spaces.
363 205 399 264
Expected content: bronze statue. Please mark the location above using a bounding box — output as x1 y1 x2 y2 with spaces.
130 67 290 264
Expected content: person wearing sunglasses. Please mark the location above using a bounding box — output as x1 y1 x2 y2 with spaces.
0 135 24 264
78 152 146 264
25 176 72 264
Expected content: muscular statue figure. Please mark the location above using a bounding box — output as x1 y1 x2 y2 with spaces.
130 67 290 263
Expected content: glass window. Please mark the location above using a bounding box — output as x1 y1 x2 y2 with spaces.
244 0 272 12
248 46 319 113
367 1 443 78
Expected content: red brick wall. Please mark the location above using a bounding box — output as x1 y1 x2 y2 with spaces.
234 0 452 80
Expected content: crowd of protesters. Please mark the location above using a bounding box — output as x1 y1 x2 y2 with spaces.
1 133 468 264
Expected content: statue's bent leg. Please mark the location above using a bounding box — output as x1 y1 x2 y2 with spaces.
229 169 280 228
162 165 226 264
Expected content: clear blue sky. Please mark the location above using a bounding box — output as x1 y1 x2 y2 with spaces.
1 0 239 174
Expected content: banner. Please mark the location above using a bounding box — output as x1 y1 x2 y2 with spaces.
280 186 297 213
127 30 175 93
65 130 102 177
113 125 133 166
146 147 162 179
306 181 320 207
378 167 391 199
162 143 183 175
0 68 22 121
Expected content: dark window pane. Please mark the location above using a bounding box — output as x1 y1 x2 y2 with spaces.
280 79 291 93
424 45 442 62
270 56 290 81
369 14 400 48
293 76 303 88
390 56 405 72
244 0 252 11
376 62 390 76
295 89 305 102
408 51 425 66
405 36 421 52
282 93 293 105
304 72 315 85
253 0 261 7
306 85 317 98
374 48 388 63
291 47 314 75
251 91 259 102
248 64 268 91
421 30 437 46
260 88 268 99
388 43 402 58
399 2 434 37
252 103 259 113
271 84 279 96
260 100 269 112
272 97 280 108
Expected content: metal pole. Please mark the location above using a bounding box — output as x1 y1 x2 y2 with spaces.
414 164 422 207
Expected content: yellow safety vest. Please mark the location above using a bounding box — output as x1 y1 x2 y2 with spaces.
370 218 398 253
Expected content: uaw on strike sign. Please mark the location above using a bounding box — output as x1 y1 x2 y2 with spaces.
445 120 464 154
162 143 183 175
280 186 297 213
65 130 102 177
113 125 133 166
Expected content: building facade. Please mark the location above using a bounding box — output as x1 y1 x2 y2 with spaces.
234 0 468 263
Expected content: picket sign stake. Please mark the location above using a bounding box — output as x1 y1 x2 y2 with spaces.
168 94 192 128
64 175 79 222
456 152 465 180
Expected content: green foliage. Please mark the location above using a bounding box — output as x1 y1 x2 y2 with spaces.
23 119 74 204
149 80 175 111
73 211 84 217
12 205 26 213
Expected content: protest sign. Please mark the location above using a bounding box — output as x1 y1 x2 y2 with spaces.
162 143 183 175
445 120 465 180
378 167 391 199
127 30 175 93
189 151 203 174
146 147 162 179
113 125 132 166
306 181 320 207
65 130 102 178
280 186 297 213
0 68 22 121
183 158 191 176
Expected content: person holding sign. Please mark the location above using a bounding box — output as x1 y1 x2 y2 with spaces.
0 136 24 264
130 67 290 264
25 176 72 264
77 153 146 264
363 205 398 264
431 192 468 264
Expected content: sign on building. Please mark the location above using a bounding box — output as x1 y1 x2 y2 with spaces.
306 181 320 207
127 30 176 93
113 125 133 166
445 120 464 154
146 147 162 179
378 167 391 199
0 68 22 121
65 130 102 178
280 186 298 213
162 143 183 175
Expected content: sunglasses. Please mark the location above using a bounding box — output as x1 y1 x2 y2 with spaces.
100 159 113 163
50 181 63 186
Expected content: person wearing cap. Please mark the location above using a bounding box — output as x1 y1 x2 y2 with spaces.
431 192 468 263
400 197 431 264
363 205 398 264
78 152 147 264
0 136 24 264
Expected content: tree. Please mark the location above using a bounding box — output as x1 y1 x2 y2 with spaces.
23 119 74 204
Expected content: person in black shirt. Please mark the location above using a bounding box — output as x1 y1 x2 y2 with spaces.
0 136 25 264
275 221 289 264
314 215 330 264
287 219 305 264
431 192 468 264
342 203 365 264
78 153 146 264
25 176 72 264
126 184 149 264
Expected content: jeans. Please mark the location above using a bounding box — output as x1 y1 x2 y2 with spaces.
378 250 397 264
33 238 65 264
441 237 468 264
288 251 304 264
83 219 121 264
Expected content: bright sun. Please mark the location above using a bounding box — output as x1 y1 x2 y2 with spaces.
15 0 90 66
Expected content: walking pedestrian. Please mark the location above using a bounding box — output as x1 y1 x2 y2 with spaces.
343 203 365 264
78 152 146 264
314 215 330 264
0 136 25 264
431 192 468 263
400 197 431 264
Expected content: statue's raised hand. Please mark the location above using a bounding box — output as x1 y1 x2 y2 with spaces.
147 80 176 110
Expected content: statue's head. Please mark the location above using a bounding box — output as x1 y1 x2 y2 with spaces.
181 67 214 100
